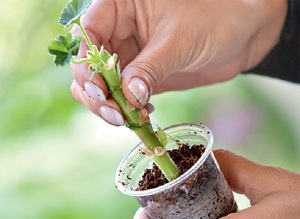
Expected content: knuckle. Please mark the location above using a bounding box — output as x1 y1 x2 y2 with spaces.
132 60 164 91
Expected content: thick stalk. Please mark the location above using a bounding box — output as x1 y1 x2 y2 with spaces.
133 123 181 180
102 69 181 181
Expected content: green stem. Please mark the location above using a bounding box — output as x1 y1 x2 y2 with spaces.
133 123 181 180
78 23 93 50
52 0 181 183
102 71 180 181
72 57 92 65
78 27 181 181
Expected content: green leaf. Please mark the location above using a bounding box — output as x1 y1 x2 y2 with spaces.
99 46 111 63
48 33 82 66
157 126 168 148
59 0 93 28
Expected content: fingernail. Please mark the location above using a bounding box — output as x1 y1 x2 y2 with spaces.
99 106 125 126
84 81 106 103
128 78 149 106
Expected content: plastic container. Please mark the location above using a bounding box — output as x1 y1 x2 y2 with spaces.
115 123 237 218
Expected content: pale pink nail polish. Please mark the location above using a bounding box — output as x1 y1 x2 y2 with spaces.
99 106 125 126
84 81 106 103
128 78 149 106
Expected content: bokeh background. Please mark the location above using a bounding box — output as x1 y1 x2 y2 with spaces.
1 1 299 218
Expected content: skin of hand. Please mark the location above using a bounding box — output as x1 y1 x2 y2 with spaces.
70 0 287 125
134 149 300 219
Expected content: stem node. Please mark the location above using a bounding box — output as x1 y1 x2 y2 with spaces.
154 146 166 157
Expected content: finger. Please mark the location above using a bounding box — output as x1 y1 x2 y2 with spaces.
144 103 155 114
70 80 125 126
214 149 300 204
120 22 242 107
71 75 108 106
222 190 300 219
121 26 185 108
70 23 111 103
133 208 149 219
70 0 140 108
70 79 84 104
69 0 118 101
70 38 110 102
221 204 277 219
153 58 244 94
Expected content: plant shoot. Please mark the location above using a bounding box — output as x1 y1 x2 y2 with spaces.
48 0 180 181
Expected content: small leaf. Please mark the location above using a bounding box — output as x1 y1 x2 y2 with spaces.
59 0 93 28
107 54 116 70
157 126 168 148
127 101 136 112
48 33 82 66
140 108 150 125
99 46 111 62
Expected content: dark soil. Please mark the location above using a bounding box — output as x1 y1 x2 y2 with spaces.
136 144 206 191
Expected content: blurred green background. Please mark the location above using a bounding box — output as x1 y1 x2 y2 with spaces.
1 1 299 218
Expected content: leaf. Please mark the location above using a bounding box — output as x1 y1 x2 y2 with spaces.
106 54 117 70
59 0 93 28
48 33 82 66
99 46 111 63
157 126 168 148
140 108 150 125
127 101 136 112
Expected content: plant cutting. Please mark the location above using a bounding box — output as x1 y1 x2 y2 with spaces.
48 0 237 218
48 0 180 182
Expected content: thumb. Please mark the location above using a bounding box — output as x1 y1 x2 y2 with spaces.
213 150 299 205
216 150 300 219
121 36 178 108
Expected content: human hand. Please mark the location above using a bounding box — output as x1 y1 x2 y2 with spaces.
134 149 300 219
70 0 287 125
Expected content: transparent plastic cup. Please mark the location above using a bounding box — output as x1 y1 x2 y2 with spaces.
115 123 237 219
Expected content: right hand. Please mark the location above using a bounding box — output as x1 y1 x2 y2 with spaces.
70 0 287 125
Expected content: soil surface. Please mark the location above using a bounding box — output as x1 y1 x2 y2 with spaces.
136 144 206 191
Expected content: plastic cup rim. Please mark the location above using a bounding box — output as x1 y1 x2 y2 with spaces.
115 123 214 197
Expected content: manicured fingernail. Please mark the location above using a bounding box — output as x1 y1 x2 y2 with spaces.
99 106 125 126
128 78 149 106
84 81 106 103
